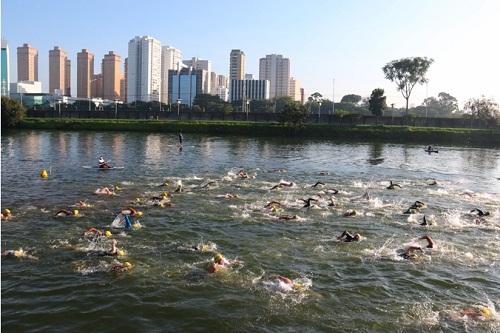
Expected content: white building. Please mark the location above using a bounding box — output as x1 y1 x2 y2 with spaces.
161 46 182 104
127 36 162 103
259 54 290 99
183 57 211 94
10 80 42 94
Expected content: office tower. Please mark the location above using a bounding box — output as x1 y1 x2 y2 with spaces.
230 79 270 101
259 54 290 99
49 46 69 95
91 73 102 98
288 77 301 102
17 43 38 81
168 68 203 107
1 39 9 96
65 58 71 96
229 49 245 81
127 36 162 103
210 71 218 94
161 46 182 103
77 49 94 98
182 57 211 94
102 51 121 100
123 57 128 102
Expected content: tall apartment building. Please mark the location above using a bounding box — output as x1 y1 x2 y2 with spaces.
230 79 270 101
217 74 228 88
17 43 38 81
1 39 9 96
229 49 245 81
127 36 162 103
182 57 211 94
161 46 182 104
102 51 121 100
123 57 128 102
91 73 103 98
168 68 203 107
288 77 301 102
120 74 126 102
49 46 70 95
77 49 94 98
259 54 290 99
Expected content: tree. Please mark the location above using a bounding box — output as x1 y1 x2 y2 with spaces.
278 100 309 128
194 94 233 113
382 57 434 115
437 92 458 114
1 96 26 128
341 94 362 104
421 92 458 117
368 88 387 117
464 96 499 120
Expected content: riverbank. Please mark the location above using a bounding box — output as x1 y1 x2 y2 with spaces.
18 117 500 146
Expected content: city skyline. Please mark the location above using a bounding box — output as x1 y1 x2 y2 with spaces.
2 0 499 107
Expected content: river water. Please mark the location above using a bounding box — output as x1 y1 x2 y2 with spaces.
2 130 500 332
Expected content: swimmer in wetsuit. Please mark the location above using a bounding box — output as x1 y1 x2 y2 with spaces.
299 198 318 208
386 181 402 190
469 208 490 217
337 230 362 242
343 209 357 217
311 181 325 188
400 235 435 259
278 214 298 221
55 209 79 217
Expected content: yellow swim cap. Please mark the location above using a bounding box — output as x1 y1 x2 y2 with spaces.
480 306 492 318
136 211 143 217
14 249 24 257
118 250 125 257
132 223 141 230
214 253 224 262
4 208 11 215
105 230 112 238
124 262 132 269
40 169 48 179
73 209 79 216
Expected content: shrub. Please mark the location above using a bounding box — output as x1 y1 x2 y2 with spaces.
1 96 26 128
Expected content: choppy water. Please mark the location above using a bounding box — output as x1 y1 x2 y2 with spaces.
2 130 500 332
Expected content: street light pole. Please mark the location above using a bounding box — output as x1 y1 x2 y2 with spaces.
114 100 118 119
246 100 250 121
177 99 181 117
318 101 322 122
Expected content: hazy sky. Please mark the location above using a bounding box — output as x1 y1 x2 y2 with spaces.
2 0 499 107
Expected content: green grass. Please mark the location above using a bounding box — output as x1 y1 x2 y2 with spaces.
18 118 500 146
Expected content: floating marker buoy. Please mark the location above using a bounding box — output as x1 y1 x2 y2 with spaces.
40 169 49 179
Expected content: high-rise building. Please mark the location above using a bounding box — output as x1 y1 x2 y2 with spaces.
102 51 121 100
230 79 270 101
210 71 218 94
1 39 9 96
168 68 203 107
65 58 71 96
49 46 69 95
259 54 290 99
91 73 103 98
217 74 228 88
245 73 253 80
123 57 128 102
120 74 126 102
17 43 38 82
77 49 94 98
161 46 182 104
288 77 301 102
127 36 162 103
229 50 245 81
300 88 305 104
182 57 211 94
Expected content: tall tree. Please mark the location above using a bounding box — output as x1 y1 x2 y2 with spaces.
382 57 434 115
437 92 458 114
1 97 26 128
278 100 309 128
340 94 362 104
464 96 499 120
368 88 387 117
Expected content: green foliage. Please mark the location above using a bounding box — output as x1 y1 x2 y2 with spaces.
277 101 309 127
368 88 387 117
341 94 362 104
420 92 459 117
194 94 234 113
126 100 167 111
2 96 26 128
382 57 434 113
464 96 499 120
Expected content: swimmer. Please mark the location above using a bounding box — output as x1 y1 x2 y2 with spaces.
1 208 12 221
178 132 183 145
263 275 307 293
278 214 298 221
469 208 490 217
420 215 435 226
113 207 143 230
337 230 362 242
160 179 171 187
326 188 339 195
54 209 79 217
343 209 357 217
264 201 281 209
400 235 436 259
327 197 336 207
111 261 133 273
174 180 183 193
403 207 420 214
98 156 111 169
190 242 217 253
460 305 494 321
270 181 294 190
84 227 112 239
92 239 121 257
224 193 238 199
2 248 38 260
238 170 249 179
319 171 329 175
311 181 325 188
198 181 217 189
412 201 426 209
299 198 318 208
94 187 115 195
149 192 171 207
207 253 230 273
427 179 438 186
386 180 402 190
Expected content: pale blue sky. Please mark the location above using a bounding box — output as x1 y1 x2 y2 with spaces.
2 0 499 107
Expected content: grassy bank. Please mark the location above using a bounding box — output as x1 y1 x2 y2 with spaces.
19 118 500 146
